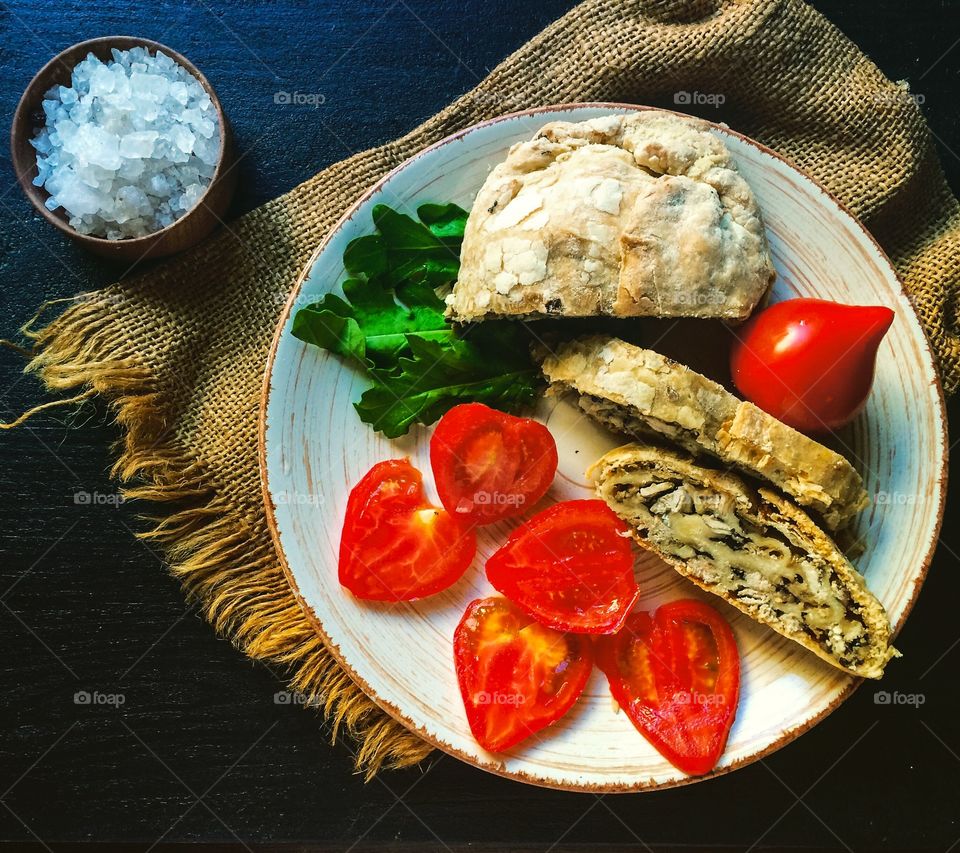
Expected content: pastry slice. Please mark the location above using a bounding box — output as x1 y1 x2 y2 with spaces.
541 335 868 530
447 111 774 323
591 443 895 679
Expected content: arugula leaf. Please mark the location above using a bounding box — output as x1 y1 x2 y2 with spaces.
342 234 387 277
355 332 541 438
292 277 449 366
291 202 542 437
416 202 469 241
372 204 463 283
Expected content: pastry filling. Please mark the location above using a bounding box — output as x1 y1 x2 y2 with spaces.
577 393 704 457
599 467 874 670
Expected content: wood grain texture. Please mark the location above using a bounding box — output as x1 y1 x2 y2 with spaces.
1 0 960 847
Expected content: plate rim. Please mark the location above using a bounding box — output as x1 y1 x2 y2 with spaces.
257 102 949 792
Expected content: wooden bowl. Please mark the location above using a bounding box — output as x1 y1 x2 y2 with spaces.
260 104 948 792
10 36 237 263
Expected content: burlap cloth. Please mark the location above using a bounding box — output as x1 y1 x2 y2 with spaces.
14 0 960 775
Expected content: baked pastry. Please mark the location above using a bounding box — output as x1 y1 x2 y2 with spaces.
540 335 868 530
447 111 775 323
591 443 895 679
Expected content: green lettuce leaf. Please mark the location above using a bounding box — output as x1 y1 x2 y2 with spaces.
291 277 449 366
354 332 541 438
291 202 542 436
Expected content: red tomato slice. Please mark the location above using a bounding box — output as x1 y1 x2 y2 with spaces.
339 459 476 600
454 596 593 753
430 403 558 525
595 599 740 776
485 500 639 634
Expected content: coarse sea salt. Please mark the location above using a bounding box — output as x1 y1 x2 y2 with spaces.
31 46 221 240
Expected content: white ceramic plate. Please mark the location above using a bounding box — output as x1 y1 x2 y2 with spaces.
260 104 947 791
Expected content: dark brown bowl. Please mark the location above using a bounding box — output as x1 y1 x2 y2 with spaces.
10 36 237 263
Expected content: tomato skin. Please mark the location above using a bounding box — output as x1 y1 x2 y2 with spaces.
339 459 476 601
485 500 639 634
595 599 740 776
730 298 894 433
430 403 558 525
453 597 593 753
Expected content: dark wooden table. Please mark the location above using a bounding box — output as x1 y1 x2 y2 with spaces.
1 1 959 849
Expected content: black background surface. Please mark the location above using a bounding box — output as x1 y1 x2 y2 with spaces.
1 0 959 849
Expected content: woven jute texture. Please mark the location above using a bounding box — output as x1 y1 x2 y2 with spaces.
17 0 960 774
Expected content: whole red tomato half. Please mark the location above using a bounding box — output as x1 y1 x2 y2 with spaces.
430 403 558 525
453 596 593 753
729 298 894 433
339 459 476 601
595 599 740 776
485 500 639 634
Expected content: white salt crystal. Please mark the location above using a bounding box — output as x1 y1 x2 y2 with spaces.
131 96 159 122
181 107 216 139
119 130 157 158
51 172 104 217
114 185 150 222
170 81 189 105
107 65 132 100
118 158 145 181
68 101 92 125
193 133 218 166
77 164 115 189
31 46 221 239
89 64 115 95
70 123 123 170
170 124 195 154
147 173 169 196
181 182 204 209
30 128 53 154
53 117 78 143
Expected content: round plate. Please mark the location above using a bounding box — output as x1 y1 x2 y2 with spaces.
260 104 947 791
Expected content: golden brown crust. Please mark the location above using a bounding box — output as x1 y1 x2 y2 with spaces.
591 443 895 679
447 112 774 322
541 335 868 529
716 402 871 528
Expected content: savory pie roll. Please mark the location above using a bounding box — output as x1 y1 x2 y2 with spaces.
541 335 869 530
591 443 895 679
447 111 774 323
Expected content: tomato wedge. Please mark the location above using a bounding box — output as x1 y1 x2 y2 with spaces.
485 500 639 634
453 596 593 753
339 459 476 600
595 600 740 776
430 403 558 525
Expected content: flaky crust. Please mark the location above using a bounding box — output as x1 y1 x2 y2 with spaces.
447 111 774 322
541 335 868 529
591 443 895 679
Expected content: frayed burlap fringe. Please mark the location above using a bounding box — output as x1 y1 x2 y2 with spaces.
16 296 433 777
